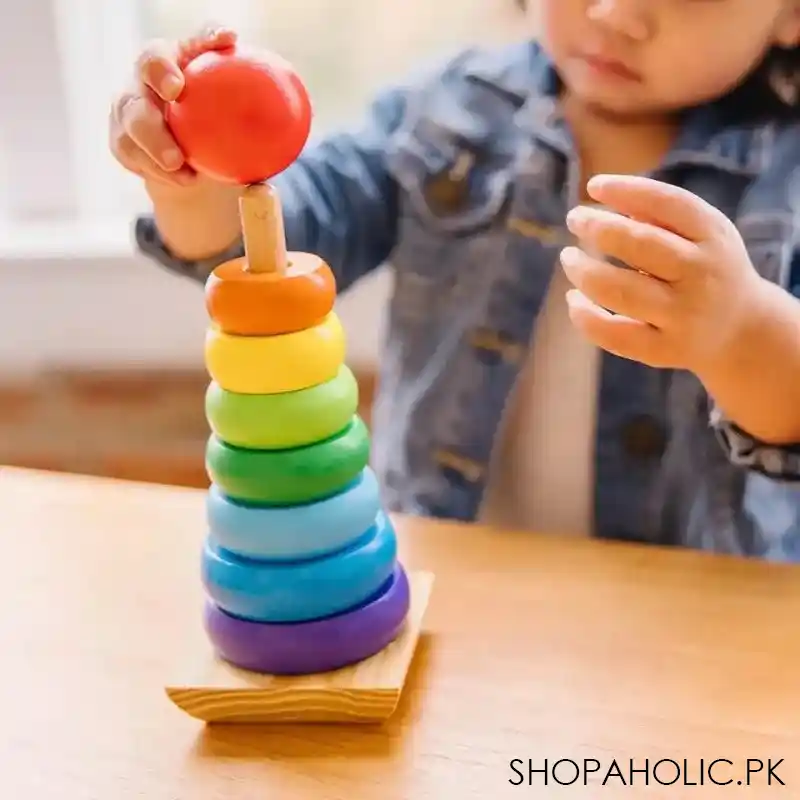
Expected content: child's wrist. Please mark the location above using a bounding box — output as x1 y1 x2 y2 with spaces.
696 275 775 382
692 275 800 444
144 176 243 256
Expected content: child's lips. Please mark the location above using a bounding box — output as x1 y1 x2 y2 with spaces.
579 52 642 82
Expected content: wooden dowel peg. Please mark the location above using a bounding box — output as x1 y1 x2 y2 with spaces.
239 182 288 274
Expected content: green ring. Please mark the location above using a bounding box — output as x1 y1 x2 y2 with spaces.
205 365 359 450
206 415 371 505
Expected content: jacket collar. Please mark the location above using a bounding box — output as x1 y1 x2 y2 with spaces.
462 40 775 177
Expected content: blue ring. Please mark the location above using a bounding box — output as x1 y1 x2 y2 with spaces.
206 467 381 561
201 510 398 623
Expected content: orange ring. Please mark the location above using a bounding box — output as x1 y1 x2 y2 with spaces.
205 253 337 336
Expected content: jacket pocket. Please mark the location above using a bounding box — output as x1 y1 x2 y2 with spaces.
387 124 512 238
736 212 795 286
383 121 513 326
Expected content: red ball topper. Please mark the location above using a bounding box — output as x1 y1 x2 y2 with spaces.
165 44 312 184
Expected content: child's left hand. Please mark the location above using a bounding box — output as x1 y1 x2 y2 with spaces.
560 174 768 375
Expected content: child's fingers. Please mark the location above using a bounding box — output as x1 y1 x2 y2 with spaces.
560 246 674 329
111 127 195 187
141 161 198 188
585 175 727 244
136 40 184 103
135 25 236 103
565 204 697 283
111 24 237 186
565 289 670 368
113 90 185 173
176 24 237 70
110 92 194 185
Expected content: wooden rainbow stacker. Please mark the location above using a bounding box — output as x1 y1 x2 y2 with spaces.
161 42 432 724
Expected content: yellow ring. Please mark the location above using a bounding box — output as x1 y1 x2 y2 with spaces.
204 312 346 394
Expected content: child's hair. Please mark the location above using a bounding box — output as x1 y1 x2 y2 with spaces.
513 0 799 123
733 46 800 122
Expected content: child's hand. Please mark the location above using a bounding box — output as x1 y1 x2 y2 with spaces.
560 174 768 375
109 25 238 190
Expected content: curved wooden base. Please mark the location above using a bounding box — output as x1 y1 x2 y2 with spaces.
165 570 433 724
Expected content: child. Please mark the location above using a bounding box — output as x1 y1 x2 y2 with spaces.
110 2 800 559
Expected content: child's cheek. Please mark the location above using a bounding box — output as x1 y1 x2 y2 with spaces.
533 0 590 70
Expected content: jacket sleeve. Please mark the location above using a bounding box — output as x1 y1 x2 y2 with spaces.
134 83 408 294
709 123 800 482
710 405 800 481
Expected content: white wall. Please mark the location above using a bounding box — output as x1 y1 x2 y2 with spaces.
0 228 390 375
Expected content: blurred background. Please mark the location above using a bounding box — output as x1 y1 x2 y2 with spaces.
0 0 518 487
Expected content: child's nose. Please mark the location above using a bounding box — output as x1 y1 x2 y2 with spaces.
586 0 651 41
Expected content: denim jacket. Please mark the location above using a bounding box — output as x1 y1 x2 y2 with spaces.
136 40 800 560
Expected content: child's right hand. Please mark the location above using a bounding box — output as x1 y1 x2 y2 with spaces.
109 25 238 192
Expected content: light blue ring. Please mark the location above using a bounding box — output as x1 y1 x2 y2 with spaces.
201 510 398 623
206 467 381 561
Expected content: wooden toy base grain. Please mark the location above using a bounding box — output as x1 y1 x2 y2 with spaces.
165 570 433 724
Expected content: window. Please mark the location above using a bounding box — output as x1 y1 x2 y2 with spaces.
0 0 516 368
1 0 516 237
0 0 149 250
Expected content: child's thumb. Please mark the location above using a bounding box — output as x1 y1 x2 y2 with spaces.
176 24 238 70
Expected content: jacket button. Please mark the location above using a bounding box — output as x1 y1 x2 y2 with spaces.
621 415 666 458
425 172 468 215
424 152 475 215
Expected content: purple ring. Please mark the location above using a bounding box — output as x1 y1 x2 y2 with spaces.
204 562 410 675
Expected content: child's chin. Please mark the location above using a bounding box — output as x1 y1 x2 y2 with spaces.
565 79 662 118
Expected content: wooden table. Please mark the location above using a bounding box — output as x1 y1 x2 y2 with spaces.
3 466 799 798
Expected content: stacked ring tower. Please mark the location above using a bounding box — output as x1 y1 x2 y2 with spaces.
160 42 427 701
202 231 411 674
